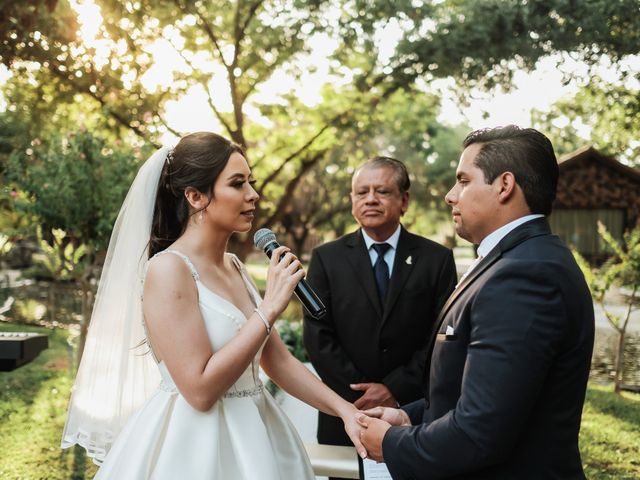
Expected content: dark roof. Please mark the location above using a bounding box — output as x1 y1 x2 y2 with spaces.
558 145 640 183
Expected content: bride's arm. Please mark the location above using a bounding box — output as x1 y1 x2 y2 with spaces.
261 333 367 458
144 247 302 412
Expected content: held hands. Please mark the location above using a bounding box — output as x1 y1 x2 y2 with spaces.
362 406 411 427
340 407 368 460
350 382 397 410
355 407 411 462
260 246 305 322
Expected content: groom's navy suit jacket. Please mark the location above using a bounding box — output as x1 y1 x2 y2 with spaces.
383 218 595 479
304 227 457 445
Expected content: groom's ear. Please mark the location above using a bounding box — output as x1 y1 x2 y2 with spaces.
184 186 207 210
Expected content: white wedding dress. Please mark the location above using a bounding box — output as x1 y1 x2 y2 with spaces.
94 250 315 479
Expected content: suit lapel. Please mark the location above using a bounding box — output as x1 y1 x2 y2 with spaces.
435 217 552 325
422 217 553 398
382 227 415 323
434 248 501 325
345 230 383 317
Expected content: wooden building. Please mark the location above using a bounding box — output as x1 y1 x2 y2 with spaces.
550 146 640 258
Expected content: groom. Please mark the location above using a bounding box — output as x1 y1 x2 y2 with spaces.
357 126 595 479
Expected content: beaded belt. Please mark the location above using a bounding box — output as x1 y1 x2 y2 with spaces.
223 384 264 399
157 382 264 398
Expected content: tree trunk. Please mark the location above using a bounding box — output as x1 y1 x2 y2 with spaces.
291 231 308 258
614 329 626 394
48 282 56 325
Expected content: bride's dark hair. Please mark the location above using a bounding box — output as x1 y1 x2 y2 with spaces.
149 132 244 257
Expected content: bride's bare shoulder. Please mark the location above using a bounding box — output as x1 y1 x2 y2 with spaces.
145 251 196 292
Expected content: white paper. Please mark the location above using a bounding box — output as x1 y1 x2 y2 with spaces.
362 458 392 479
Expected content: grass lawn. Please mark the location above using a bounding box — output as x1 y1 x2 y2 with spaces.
581 384 640 478
1 323 638 479
0 324 97 479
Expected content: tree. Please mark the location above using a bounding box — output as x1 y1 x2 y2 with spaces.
3 0 640 259
381 0 640 92
533 74 640 164
5 129 143 362
279 164 354 254
575 222 640 394
0 0 403 258
6 129 141 251
278 87 471 248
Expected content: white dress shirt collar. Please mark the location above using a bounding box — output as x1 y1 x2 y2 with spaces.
361 225 401 274
361 224 401 251
477 214 545 258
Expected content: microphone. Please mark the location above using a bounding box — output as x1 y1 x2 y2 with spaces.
253 228 326 319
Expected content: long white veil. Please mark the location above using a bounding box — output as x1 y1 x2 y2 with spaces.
61 146 172 463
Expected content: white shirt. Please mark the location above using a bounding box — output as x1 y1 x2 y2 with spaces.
477 214 545 258
361 225 401 277
457 214 544 286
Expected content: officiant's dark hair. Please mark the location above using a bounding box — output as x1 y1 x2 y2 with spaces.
149 132 244 257
356 156 410 193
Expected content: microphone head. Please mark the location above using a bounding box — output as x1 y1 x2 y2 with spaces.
254 228 277 250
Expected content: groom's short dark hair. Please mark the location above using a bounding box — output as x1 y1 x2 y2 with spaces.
463 125 558 215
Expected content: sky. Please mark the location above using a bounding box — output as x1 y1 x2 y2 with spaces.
2 0 638 145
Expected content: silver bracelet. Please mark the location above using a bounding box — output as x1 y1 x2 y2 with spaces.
254 308 271 335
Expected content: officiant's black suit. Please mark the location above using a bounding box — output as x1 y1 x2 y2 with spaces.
304 227 457 445
383 218 595 479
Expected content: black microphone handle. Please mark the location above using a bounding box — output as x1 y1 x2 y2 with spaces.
263 241 326 319
292 280 326 319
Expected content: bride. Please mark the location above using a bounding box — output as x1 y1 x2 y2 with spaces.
62 132 365 479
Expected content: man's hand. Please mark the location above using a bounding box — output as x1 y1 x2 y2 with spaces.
351 382 397 410
355 412 391 462
363 406 411 427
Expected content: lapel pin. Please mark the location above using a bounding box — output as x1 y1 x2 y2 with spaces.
406 255 412 265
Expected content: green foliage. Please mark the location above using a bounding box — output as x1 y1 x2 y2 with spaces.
597 224 640 297
0 115 36 240
277 87 468 243
275 319 308 363
0 67 134 149
575 223 640 332
388 0 640 91
0 1 78 67
6 130 141 251
575 223 639 393
533 77 640 164
11 298 48 323
0 187 36 245
3 0 639 256
0 233 12 258
24 227 89 282
0 0 168 144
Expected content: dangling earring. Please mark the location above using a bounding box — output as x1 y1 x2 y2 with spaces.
199 209 205 222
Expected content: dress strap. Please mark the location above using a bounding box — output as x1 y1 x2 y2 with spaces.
228 253 261 307
155 249 200 281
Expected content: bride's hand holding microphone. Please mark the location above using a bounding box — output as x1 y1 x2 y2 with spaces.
258 246 306 327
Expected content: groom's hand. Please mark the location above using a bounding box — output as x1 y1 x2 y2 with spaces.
355 412 390 462
351 383 397 410
363 406 411 427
